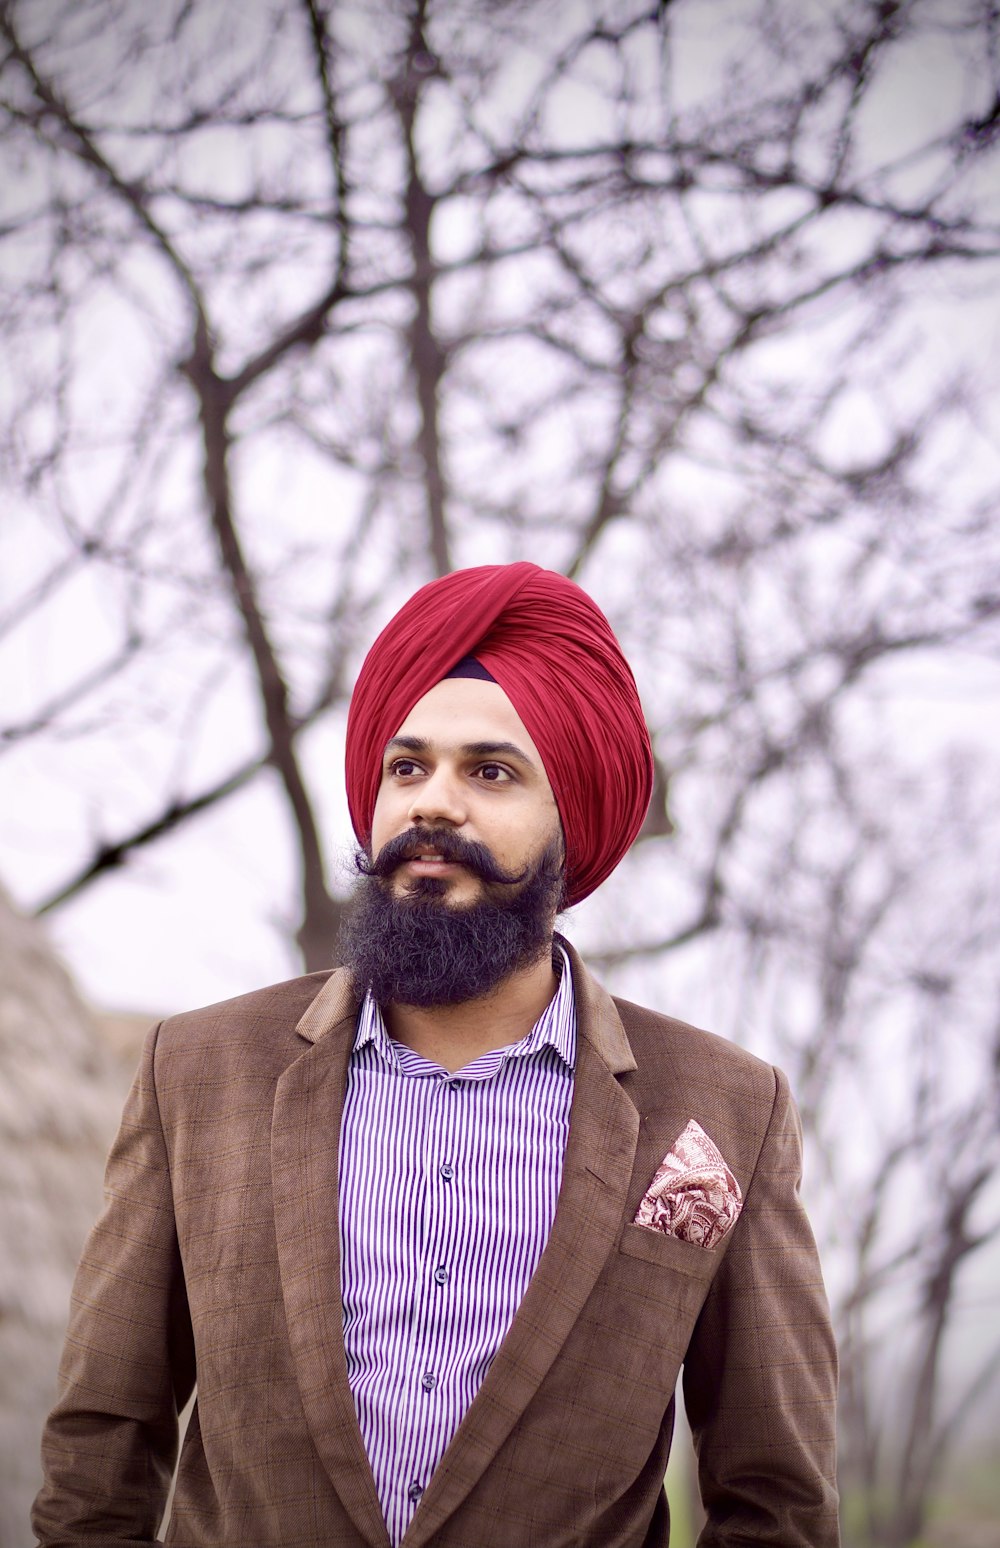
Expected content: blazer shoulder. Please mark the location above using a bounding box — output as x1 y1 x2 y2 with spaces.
609 994 793 1188
611 992 780 1104
154 969 337 1060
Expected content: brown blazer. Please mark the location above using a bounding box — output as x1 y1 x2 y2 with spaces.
33 943 839 1547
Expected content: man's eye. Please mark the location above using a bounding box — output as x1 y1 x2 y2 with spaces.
389 759 421 777
477 763 512 783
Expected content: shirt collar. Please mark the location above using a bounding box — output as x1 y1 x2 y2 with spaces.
353 943 576 1074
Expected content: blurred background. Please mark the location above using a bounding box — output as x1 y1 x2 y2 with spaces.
1 1 999 1543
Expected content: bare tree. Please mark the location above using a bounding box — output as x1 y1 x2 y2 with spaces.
720 756 1000 1546
2 2 1000 1538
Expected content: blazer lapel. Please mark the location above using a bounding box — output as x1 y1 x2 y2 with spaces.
271 971 391 1548
403 944 640 1548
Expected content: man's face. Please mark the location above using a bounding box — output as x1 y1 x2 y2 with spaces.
370 676 563 908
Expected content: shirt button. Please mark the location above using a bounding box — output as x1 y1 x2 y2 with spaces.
407 1481 423 1502
421 1371 437 1391
439 1162 454 1181
433 1264 450 1285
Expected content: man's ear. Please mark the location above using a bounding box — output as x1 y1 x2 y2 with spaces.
551 831 569 913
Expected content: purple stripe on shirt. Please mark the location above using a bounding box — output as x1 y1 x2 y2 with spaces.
338 948 576 1547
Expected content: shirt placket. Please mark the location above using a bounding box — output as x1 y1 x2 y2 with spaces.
391 1070 467 1534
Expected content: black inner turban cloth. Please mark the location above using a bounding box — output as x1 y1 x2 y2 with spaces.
345 562 654 906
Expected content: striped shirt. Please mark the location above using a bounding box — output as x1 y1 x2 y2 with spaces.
338 949 576 1547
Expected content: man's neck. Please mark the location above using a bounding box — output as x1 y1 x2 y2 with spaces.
383 948 560 1073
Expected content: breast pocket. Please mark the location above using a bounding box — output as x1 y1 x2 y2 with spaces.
610 1222 721 1360
619 1220 724 1276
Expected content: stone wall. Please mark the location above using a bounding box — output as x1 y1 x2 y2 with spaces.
0 886 144 1547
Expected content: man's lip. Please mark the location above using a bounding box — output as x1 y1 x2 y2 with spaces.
401 854 464 874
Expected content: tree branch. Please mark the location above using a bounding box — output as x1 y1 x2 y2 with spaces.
0 10 209 329
392 2 452 577
35 758 263 914
182 330 343 969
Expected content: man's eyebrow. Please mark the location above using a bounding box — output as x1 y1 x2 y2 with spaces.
464 739 537 768
383 735 537 768
384 736 429 755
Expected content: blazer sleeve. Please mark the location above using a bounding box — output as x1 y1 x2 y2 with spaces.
681 1065 841 1546
32 1023 196 1547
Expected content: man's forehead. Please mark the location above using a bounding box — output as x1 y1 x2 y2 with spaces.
387 677 547 770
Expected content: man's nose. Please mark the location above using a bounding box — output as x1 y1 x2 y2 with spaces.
407 765 467 827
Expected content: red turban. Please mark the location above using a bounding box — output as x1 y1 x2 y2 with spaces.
345 563 653 905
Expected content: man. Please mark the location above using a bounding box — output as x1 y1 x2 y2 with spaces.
34 562 840 1546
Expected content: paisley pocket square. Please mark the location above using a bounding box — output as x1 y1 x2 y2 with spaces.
634 1119 742 1249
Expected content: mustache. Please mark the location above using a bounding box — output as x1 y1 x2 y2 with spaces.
355 826 529 887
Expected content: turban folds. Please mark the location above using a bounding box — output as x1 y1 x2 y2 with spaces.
345 562 653 905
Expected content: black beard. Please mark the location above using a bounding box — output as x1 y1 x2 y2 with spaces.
337 838 565 1008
